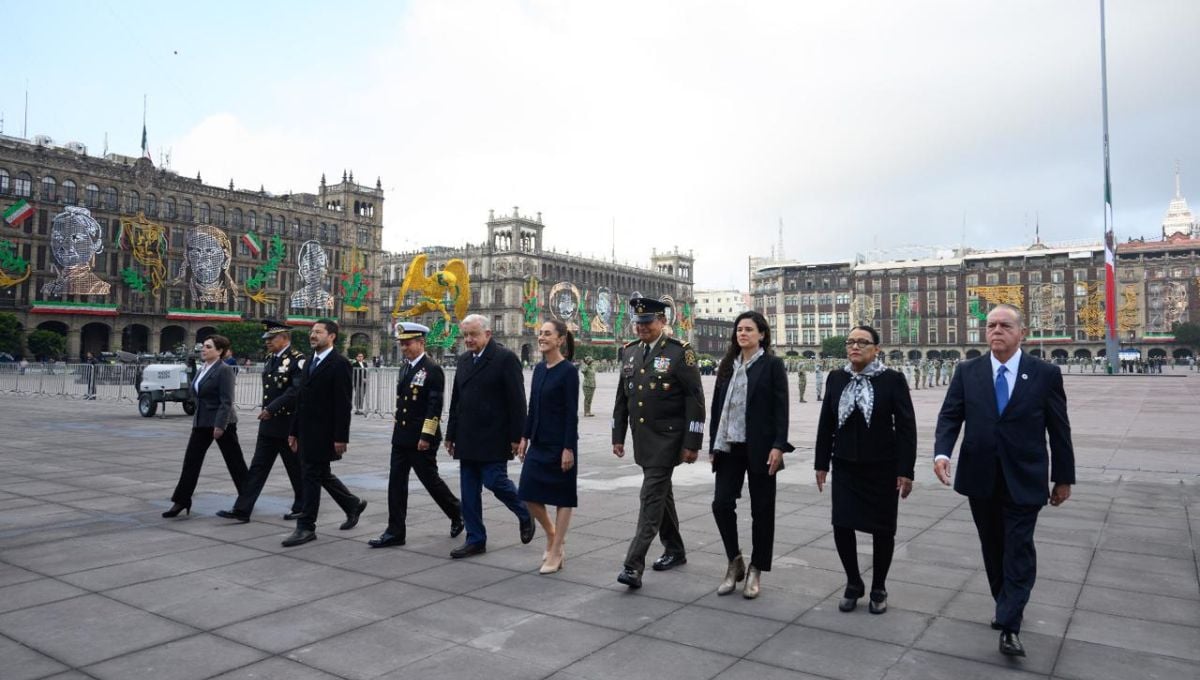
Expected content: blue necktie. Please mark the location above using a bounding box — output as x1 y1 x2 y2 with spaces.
995 365 1009 415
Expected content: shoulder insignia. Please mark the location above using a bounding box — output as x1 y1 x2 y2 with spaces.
684 348 697 367
297 358 306 370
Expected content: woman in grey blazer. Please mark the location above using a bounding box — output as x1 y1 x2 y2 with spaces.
164 335 248 517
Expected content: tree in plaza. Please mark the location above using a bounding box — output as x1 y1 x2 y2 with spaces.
215 321 270 361
291 329 311 351
821 334 849 359
348 344 370 360
573 343 617 362
27 330 66 361
0 312 23 357
1172 321 1200 351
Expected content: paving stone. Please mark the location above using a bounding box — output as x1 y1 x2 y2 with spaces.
563 634 736 680
748 624 906 680
105 572 304 629
377 645 556 680
1066 609 1200 662
798 597 933 646
0 634 69 680
215 600 379 653
711 660 828 680
285 620 454 680
208 656 343 680
1053 638 1200 680
467 612 625 668
1076 583 1200 627
912 617 1059 675
0 594 195 667
883 648 1046 680
83 633 266 680
0 577 88 614
643 604 787 656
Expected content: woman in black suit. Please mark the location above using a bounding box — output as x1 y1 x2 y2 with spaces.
709 311 793 599
518 320 580 574
164 335 248 517
814 325 916 614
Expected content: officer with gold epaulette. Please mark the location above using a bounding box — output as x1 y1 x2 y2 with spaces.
369 322 464 548
612 296 706 589
216 319 306 522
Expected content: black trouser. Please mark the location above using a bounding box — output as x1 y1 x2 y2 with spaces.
297 452 360 532
968 465 1041 634
711 444 777 570
833 526 895 594
232 432 303 516
624 465 685 573
171 424 248 506
387 444 461 536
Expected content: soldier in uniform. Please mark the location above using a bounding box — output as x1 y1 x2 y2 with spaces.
797 360 808 403
217 320 306 522
814 361 825 401
369 322 463 548
581 356 597 416
612 297 705 588
913 361 922 390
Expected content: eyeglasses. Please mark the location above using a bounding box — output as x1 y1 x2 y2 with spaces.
844 339 876 348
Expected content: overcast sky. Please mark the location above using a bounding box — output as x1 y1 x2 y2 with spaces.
7 1 1199 289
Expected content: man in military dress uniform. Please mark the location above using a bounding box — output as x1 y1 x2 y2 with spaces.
217 320 306 522
369 322 464 547
612 297 705 589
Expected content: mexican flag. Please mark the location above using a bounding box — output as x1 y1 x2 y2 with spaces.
242 231 263 258
4 199 33 227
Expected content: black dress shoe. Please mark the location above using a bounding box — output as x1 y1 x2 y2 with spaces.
652 554 687 571
162 502 190 518
617 568 642 589
999 631 1025 657
450 518 465 538
281 529 316 547
368 532 405 548
215 510 250 523
340 499 367 530
868 589 888 615
519 517 535 544
838 584 864 612
450 542 486 559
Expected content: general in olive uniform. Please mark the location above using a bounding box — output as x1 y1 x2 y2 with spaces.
217 320 306 522
581 356 597 416
612 297 706 588
369 323 464 548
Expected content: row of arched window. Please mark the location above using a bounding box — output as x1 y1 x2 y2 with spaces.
1 168 350 244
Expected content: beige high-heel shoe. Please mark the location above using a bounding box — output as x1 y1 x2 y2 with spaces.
717 555 745 596
743 565 761 599
539 547 565 574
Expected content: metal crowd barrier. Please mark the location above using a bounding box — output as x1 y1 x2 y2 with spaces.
0 363 425 418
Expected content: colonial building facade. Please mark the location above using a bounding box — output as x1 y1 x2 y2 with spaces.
0 135 385 359
753 230 1199 362
378 208 696 363
751 176 1200 362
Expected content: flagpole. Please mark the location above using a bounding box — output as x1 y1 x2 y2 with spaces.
1100 0 1120 374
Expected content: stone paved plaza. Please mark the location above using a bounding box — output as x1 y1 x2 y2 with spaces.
1 370 1198 680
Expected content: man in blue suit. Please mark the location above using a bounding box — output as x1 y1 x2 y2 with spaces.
934 303 1074 658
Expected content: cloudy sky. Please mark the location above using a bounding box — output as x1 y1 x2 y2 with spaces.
7 1 1199 288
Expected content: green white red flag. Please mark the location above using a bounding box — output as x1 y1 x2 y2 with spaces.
3 199 33 227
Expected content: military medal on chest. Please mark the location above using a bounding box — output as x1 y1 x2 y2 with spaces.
653 356 671 373
412 368 427 387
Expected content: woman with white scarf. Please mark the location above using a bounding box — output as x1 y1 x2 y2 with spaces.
814 325 916 614
709 312 793 599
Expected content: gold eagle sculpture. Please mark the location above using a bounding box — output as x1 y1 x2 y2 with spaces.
392 254 471 329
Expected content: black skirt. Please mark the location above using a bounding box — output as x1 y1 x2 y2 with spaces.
830 457 899 535
518 443 578 508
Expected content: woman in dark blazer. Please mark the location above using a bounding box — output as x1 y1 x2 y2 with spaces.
814 325 916 614
164 335 248 517
709 311 793 599
518 320 580 574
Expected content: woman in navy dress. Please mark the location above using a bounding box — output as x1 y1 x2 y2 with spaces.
518 319 580 574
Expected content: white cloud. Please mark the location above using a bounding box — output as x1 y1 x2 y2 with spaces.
164 0 1200 289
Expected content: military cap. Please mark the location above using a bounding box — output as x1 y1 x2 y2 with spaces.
629 296 668 323
261 319 292 339
395 321 431 341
